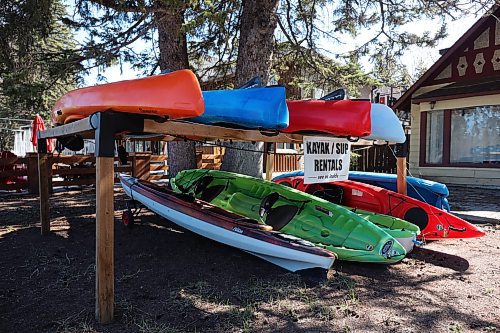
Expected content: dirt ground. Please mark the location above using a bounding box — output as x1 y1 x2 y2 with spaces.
0 186 499 333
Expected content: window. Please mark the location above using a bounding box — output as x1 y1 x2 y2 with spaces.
425 110 444 164
450 106 500 164
421 105 500 167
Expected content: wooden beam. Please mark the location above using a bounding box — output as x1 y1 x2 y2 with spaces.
38 153 50 235
143 120 304 144
38 117 95 139
95 157 114 323
40 115 307 144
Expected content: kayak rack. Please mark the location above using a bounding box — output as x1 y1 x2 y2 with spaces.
35 111 306 324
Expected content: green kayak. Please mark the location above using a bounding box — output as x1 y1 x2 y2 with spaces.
344 208 420 253
171 169 408 263
276 183 421 247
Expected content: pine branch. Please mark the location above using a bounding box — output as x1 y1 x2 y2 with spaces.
86 0 152 13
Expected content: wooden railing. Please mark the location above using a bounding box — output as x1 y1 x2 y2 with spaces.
273 153 301 172
196 146 301 172
0 148 302 193
0 153 166 193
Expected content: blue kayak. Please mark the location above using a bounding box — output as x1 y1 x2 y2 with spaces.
187 86 289 130
273 170 451 212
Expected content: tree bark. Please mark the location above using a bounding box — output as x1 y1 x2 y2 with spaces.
154 2 197 178
220 0 279 178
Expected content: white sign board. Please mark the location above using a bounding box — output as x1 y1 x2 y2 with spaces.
303 136 351 184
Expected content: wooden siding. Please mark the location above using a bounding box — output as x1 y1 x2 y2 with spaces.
419 93 500 111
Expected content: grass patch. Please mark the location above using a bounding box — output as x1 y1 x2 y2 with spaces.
54 310 96 333
449 322 464 332
309 302 336 321
135 318 181 333
229 303 257 332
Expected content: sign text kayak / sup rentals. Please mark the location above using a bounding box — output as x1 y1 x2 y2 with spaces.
303 136 351 184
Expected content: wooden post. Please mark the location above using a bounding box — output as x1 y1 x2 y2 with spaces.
395 136 408 195
131 154 137 177
265 143 275 181
95 157 114 323
27 153 39 194
38 152 50 235
396 157 407 195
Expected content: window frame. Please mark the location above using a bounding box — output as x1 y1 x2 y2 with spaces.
419 108 499 168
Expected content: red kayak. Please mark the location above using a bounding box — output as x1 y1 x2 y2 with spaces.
283 99 371 137
52 69 204 125
274 176 485 240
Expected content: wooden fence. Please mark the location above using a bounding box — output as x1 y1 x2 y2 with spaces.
351 144 398 173
0 147 304 193
197 146 224 170
199 146 301 173
0 153 167 193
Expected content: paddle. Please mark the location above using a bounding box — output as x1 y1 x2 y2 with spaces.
238 76 263 89
319 88 346 101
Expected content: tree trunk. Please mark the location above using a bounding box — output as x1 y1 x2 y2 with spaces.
220 0 279 178
154 2 197 178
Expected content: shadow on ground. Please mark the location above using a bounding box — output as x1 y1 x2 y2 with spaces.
0 188 499 332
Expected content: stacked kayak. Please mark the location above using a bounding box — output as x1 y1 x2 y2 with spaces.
348 171 451 211
273 174 485 240
363 103 405 143
120 174 336 271
52 69 204 125
283 99 371 137
172 169 410 263
186 86 289 130
282 100 405 143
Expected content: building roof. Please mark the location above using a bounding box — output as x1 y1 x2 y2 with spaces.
412 76 500 103
393 5 500 111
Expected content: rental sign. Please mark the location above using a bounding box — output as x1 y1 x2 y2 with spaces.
303 136 351 184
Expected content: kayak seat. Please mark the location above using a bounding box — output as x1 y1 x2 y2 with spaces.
403 207 429 230
265 205 298 231
227 192 262 218
194 176 215 195
199 185 225 202
312 186 343 205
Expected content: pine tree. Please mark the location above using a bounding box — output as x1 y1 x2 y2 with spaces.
220 0 280 177
4 0 494 171
0 0 80 149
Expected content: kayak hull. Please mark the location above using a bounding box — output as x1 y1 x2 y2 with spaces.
186 87 289 130
364 104 406 143
52 70 204 125
120 175 336 271
283 99 371 137
348 171 451 211
273 175 485 240
275 170 451 211
172 170 408 263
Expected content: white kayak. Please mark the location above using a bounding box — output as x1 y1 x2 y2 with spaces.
364 103 406 143
120 175 336 272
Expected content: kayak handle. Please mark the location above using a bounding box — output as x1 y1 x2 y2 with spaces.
449 225 467 232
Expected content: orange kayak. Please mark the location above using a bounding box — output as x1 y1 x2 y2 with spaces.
51 69 204 125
